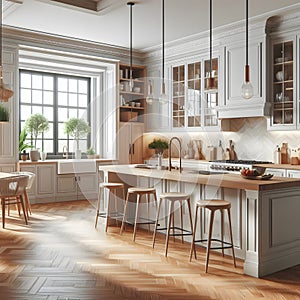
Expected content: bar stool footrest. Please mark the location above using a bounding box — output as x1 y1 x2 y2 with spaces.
98 211 124 220
125 217 156 226
194 238 234 250
156 226 193 236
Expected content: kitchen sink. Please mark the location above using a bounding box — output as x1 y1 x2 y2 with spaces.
57 159 96 174
190 170 228 175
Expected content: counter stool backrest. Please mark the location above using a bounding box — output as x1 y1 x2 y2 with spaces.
0 175 29 198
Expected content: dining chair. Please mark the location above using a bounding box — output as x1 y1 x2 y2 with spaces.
0 175 29 228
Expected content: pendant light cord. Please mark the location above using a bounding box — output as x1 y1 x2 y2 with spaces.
0 0 3 66
209 0 212 76
127 2 134 80
246 0 248 66
162 0 165 84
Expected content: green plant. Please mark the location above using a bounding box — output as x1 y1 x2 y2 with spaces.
25 113 49 149
148 138 169 152
19 128 33 153
86 147 96 155
64 118 91 150
0 104 9 122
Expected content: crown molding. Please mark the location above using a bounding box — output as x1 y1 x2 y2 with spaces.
3 26 145 64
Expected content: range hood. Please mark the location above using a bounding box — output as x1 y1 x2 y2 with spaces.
217 100 271 119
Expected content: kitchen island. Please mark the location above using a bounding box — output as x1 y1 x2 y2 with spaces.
99 164 300 278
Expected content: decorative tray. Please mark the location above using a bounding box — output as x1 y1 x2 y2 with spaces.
241 174 274 180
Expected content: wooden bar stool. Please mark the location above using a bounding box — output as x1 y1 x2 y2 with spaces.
95 182 125 232
120 187 157 241
152 192 193 257
189 200 236 273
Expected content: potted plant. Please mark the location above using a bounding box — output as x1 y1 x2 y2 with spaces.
25 113 49 161
0 103 9 122
64 118 91 159
19 128 33 161
86 147 96 159
148 138 169 155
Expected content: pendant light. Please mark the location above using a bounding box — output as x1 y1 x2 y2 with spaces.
241 0 253 99
146 79 154 104
127 2 134 92
159 0 168 104
0 0 13 102
206 0 217 93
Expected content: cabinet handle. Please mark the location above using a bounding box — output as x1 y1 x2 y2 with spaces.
129 144 131 154
132 143 135 154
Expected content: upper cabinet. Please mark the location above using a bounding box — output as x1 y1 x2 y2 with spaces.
170 56 220 130
219 35 270 119
268 37 297 130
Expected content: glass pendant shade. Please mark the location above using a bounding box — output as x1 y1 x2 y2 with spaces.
159 82 168 104
241 81 254 99
146 80 154 104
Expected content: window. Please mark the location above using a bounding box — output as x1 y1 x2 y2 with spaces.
19 70 91 157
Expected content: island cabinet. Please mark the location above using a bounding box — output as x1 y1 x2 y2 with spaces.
99 165 300 278
218 32 270 119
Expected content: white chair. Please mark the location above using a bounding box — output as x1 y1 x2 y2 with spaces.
0 175 29 228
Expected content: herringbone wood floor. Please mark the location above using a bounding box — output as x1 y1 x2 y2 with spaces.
0 200 299 300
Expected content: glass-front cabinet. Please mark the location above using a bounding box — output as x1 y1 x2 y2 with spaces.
270 39 295 129
171 57 219 130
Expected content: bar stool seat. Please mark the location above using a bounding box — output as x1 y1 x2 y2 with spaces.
152 192 193 257
95 182 125 232
189 199 236 273
120 187 157 241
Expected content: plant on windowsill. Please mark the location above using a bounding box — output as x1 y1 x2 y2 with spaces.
86 147 99 159
64 118 91 159
148 138 169 155
25 113 49 161
19 128 33 161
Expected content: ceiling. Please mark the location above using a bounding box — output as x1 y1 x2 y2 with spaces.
3 0 300 51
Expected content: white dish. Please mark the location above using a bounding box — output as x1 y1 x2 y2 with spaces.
275 71 284 81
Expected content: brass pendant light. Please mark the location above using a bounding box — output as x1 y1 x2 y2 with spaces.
0 0 13 102
159 0 168 104
241 0 253 99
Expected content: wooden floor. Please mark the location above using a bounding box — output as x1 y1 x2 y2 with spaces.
0 200 299 300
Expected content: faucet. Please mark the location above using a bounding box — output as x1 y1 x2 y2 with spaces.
62 145 69 159
168 137 182 173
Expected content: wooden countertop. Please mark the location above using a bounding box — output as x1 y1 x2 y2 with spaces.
255 163 300 171
99 164 300 191
18 159 115 165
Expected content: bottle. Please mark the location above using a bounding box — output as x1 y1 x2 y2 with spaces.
274 145 281 164
216 140 224 160
280 143 289 164
157 153 162 169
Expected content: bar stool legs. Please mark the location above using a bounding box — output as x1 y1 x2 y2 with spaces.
95 183 125 232
190 200 236 273
120 187 157 242
152 192 194 257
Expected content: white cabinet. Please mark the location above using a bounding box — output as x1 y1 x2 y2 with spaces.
265 168 286 177
57 173 98 201
19 163 56 203
268 37 296 130
219 34 270 118
287 170 300 178
118 122 143 164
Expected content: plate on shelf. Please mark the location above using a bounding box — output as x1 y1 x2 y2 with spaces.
241 174 274 180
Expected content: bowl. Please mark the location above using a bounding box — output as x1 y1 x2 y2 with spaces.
135 102 141 107
276 71 284 81
133 87 141 93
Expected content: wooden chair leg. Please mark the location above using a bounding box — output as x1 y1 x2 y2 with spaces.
19 195 28 225
147 193 150 232
133 194 141 242
227 208 236 268
205 209 215 273
220 209 224 257
189 205 198 262
120 192 130 235
105 189 112 233
152 198 162 248
95 186 102 228
2 198 5 229
180 200 184 243
165 201 174 257
24 190 32 218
